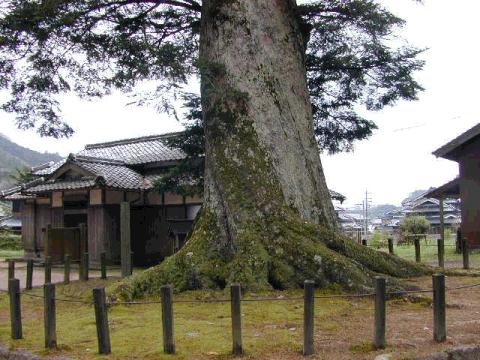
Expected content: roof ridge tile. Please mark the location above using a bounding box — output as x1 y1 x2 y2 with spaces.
84 132 183 150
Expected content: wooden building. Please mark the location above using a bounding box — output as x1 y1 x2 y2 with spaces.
1 132 346 267
427 123 480 248
0 133 201 266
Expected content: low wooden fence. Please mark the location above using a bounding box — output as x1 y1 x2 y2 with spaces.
5 252 110 289
2 265 480 356
364 237 472 270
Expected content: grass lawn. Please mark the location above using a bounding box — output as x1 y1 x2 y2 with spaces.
0 231 23 259
0 249 24 258
372 237 480 267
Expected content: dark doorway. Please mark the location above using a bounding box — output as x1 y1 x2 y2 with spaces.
64 213 87 228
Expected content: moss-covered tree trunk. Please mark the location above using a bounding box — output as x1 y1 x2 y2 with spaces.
117 0 428 299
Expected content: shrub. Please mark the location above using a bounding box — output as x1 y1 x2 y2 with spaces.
399 215 430 245
369 231 388 249
0 231 22 250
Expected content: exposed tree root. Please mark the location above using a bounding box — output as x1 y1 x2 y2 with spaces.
112 208 430 300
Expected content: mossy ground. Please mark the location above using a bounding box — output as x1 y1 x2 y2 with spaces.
0 278 355 359
114 208 429 301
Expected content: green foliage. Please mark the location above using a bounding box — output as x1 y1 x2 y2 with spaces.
155 93 204 196
400 215 430 238
300 0 425 153
369 230 388 248
0 0 424 153
9 166 35 185
0 231 22 251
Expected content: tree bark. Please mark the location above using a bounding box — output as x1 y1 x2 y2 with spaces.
114 0 428 299
200 0 337 233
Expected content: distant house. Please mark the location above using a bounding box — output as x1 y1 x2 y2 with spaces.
427 123 480 248
378 192 460 235
402 194 460 233
0 132 345 266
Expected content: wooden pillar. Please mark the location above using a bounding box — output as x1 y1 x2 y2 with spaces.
439 198 445 246
79 224 88 263
45 225 52 260
120 202 132 278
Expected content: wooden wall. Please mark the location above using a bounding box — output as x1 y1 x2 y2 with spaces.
35 205 52 252
21 202 36 258
459 138 480 248
87 205 120 264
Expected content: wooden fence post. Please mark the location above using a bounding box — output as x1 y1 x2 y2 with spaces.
93 287 111 355
130 251 134 275
433 274 446 342
231 283 243 356
303 280 315 356
387 238 394 255
9 278 22 340
26 259 33 290
414 237 421 263
64 255 71 285
8 260 15 280
45 256 52 284
437 239 445 269
462 238 470 270
161 285 175 354
100 252 107 280
374 276 386 349
81 253 89 281
44 283 57 348
120 202 132 278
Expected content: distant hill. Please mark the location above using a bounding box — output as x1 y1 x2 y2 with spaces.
346 204 400 219
0 133 62 190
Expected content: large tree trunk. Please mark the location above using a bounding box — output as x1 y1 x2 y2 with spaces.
115 0 428 299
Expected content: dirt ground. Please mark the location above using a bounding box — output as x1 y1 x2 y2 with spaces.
0 259 122 290
262 275 480 360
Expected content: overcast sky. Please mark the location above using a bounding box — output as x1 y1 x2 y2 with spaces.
0 0 479 207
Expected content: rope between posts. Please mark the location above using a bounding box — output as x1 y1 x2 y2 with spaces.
20 291 93 304
2 280 480 306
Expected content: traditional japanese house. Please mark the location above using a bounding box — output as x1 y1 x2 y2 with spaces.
427 123 480 248
0 133 202 266
1 132 346 267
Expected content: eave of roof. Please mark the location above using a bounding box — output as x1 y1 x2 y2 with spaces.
424 178 460 199
25 178 98 194
433 123 480 161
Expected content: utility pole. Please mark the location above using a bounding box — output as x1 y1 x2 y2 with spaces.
364 190 372 243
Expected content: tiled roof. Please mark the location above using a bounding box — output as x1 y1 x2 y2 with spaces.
31 133 186 176
4 192 36 200
26 178 97 193
77 133 186 165
27 156 150 193
33 160 65 176
75 158 146 189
